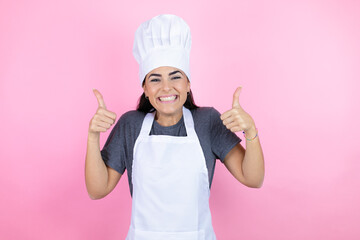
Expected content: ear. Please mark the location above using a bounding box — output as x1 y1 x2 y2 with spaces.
142 80 147 96
187 79 191 92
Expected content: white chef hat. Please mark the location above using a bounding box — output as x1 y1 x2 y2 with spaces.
132 14 192 86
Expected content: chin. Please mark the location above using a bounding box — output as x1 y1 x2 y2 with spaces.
157 107 181 115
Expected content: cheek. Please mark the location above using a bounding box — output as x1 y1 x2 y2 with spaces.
180 88 189 101
144 86 156 97
185 81 190 92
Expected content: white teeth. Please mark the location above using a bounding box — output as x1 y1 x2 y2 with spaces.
159 96 176 101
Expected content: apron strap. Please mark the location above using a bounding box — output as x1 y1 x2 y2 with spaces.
182 107 196 138
138 111 155 138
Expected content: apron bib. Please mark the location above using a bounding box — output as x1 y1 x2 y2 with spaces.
126 107 216 240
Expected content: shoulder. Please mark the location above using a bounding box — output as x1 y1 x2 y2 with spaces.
111 110 147 134
118 110 147 125
190 107 223 133
190 106 221 121
190 106 218 115
110 110 147 140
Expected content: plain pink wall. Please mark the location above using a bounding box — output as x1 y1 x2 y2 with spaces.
1 0 359 239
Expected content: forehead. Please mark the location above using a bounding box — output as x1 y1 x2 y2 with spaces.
148 66 183 75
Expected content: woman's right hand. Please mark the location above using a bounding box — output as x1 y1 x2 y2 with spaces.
88 89 117 135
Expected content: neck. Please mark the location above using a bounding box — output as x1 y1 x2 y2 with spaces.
155 110 183 127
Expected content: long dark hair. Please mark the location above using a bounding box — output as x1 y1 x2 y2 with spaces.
137 78 199 113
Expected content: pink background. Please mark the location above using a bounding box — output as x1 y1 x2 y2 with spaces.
1 0 359 239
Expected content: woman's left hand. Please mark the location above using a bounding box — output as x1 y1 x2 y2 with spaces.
220 86 256 133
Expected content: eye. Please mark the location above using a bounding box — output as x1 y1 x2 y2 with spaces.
171 76 181 80
150 78 160 82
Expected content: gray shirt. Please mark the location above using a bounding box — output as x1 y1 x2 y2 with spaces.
101 107 241 197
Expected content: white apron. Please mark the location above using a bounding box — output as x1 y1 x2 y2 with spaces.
125 107 216 240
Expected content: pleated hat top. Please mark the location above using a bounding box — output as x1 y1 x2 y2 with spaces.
132 14 192 85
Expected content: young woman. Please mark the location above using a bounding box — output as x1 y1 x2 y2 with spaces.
85 14 264 240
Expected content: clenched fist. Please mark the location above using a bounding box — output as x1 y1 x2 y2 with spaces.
88 89 117 134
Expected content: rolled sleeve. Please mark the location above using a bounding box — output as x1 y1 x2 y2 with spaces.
100 118 126 174
210 107 241 163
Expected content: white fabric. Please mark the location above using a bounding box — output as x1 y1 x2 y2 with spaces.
132 14 192 85
126 107 216 240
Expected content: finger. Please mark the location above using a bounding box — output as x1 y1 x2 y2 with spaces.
93 126 108 132
96 114 115 125
96 120 112 129
220 109 234 121
232 86 242 109
222 116 235 125
89 122 107 133
104 110 116 121
99 108 117 121
225 121 240 131
93 89 107 109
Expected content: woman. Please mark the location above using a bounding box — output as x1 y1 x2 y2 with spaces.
86 14 264 240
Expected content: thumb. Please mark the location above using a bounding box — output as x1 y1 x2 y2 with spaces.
93 89 107 109
232 86 242 108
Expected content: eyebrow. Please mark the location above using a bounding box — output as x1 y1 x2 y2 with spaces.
148 70 182 78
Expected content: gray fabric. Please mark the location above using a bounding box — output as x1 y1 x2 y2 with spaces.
101 107 241 197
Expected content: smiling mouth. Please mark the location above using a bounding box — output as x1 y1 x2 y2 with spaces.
158 95 178 102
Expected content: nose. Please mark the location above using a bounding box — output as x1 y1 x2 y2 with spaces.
161 79 171 91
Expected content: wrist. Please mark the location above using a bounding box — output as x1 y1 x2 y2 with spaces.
88 131 100 142
243 126 258 141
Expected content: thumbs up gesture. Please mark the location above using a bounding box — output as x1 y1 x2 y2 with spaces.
220 87 255 133
88 89 117 135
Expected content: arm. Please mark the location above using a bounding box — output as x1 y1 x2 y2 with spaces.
223 127 264 188
85 89 122 200
85 132 122 199
221 87 265 188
